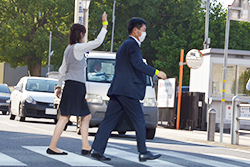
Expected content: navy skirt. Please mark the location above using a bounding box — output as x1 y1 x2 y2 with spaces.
60 80 90 116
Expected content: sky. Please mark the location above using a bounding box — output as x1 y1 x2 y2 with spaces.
218 0 234 8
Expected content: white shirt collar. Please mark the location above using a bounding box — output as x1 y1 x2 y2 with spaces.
129 35 141 47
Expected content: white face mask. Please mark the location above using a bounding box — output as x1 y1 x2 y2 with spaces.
136 29 147 43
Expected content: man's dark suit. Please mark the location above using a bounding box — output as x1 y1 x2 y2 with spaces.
92 36 156 154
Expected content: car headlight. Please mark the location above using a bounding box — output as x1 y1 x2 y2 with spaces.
85 94 103 104
143 98 157 107
26 96 36 104
6 99 10 103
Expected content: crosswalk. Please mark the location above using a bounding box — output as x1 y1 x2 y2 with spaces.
1 146 250 167
0 152 26 166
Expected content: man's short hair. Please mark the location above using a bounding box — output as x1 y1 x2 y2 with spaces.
127 17 147 34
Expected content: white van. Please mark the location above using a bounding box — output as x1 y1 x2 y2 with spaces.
54 51 158 139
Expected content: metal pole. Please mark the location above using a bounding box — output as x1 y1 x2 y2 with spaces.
204 0 210 49
83 10 87 43
110 0 116 52
207 108 216 141
48 31 52 73
231 96 240 145
176 49 184 130
220 6 231 143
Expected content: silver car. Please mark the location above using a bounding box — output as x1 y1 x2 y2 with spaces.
0 84 11 115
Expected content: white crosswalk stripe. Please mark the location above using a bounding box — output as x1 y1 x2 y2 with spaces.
22 146 111 167
151 150 244 167
1 146 250 167
105 148 184 167
203 153 250 165
0 152 27 166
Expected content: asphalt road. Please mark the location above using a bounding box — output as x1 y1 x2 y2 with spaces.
1 114 250 167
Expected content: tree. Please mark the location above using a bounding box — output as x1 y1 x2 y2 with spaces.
88 0 163 66
87 0 230 86
151 0 205 85
0 0 74 76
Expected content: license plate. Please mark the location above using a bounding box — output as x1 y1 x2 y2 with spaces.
45 108 57 115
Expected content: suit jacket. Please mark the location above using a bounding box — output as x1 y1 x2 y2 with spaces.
107 37 156 100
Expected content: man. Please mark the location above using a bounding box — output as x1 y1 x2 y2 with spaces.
90 61 102 73
246 78 250 90
90 17 167 162
88 61 106 81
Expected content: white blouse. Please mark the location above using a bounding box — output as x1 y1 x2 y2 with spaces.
58 28 107 87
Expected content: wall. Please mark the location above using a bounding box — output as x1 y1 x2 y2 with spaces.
0 62 49 86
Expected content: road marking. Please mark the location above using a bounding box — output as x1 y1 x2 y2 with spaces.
107 143 129 149
22 146 111 167
105 148 183 167
1 121 18 127
0 152 26 166
203 153 250 164
152 150 242 167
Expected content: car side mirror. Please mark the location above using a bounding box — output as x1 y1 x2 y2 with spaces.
14 86 21 91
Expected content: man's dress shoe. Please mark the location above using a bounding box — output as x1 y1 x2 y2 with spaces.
90 149 111 161
139 151 161 162
46 148 68 155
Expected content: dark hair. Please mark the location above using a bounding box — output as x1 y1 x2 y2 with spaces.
127 17 147 34
69 24 86 45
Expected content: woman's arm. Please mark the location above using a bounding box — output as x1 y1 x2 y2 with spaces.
58 55 67 87
74 12 108 58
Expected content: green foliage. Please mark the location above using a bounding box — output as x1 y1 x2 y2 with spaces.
0 0 74 75
1 0 250 83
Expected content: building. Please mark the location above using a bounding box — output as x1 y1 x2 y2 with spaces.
0 62 49 86
190 48 250 130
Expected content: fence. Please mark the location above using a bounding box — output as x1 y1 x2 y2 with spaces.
231 96 250 145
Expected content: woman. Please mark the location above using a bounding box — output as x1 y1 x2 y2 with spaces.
47 12 108 155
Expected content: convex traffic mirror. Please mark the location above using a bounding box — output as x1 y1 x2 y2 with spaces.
186 49 203 69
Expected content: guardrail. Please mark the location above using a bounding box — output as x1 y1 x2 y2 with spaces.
231 96 250 145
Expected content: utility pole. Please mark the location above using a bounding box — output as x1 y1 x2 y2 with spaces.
220 0 250 142
110 0 116 52
204 0 210 49
48 31 52 73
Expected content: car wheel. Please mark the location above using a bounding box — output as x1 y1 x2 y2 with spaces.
63 124 68 131
118 131 126 135
146 128 156 140
56 108 61 123
20 117 25 122
10 114 15 120
76 116 81 135
76 127 81 135
2 111 7 115
19 103 25 122
9 102 16 120
54 118 58 124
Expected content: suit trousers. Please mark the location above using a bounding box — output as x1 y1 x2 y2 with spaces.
92 95 147 154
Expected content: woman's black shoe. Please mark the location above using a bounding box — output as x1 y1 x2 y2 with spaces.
81 149 90 156
46 148 68 155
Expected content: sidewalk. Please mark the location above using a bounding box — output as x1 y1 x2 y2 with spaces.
156 126 250 151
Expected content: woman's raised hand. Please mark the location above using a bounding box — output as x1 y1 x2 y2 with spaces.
102 12 108 29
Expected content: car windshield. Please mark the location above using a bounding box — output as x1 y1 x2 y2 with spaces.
87 58 116 83
87 58 152 86
26 79 58 93
0 84 11 93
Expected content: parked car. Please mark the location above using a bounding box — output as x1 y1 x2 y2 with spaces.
54 51 159 139
9 76 58 122
0 84 11 115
